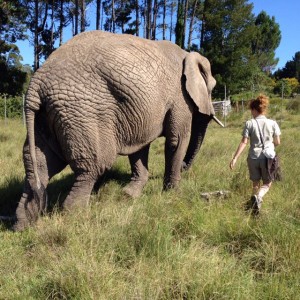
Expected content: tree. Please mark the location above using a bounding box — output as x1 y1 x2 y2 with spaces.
103 0 135 34
187 0 199 50
0 0 28 95
200 0 257 97
274 51 300 82
168 0 176 41
274 78 299 97
96 0 102 30
175 0 184 47
252 11 281 73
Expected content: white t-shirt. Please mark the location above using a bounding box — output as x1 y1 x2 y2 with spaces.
242 115 281 159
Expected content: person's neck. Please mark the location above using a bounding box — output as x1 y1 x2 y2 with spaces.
253 112 265 118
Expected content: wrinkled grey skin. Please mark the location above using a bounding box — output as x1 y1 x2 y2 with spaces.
14 30 216 231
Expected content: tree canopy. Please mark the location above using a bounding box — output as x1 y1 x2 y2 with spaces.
0 0 29 95
1 0 298 98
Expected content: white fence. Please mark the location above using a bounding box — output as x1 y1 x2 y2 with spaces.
212 100 231 116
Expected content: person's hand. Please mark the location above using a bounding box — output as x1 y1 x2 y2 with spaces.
230 157 237 170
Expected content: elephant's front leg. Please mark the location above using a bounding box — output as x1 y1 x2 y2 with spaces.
123 145 150 198
164 134 190 190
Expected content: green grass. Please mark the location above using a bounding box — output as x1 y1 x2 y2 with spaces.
0 111 299 299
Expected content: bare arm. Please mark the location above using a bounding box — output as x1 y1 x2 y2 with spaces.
274 135 280 146
230 137 248 170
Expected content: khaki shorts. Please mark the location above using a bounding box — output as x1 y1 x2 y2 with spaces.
247 157 271 183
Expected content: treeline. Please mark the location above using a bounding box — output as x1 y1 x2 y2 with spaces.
0 0 299 99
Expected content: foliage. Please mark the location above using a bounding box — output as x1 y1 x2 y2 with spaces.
286 97 300 114
0 0 29 95
1 111 300 298
251 11 281 73
0 95 24 118
175 0 184 47
274 78 300 97
274 51 300 82
0 0 297 100
201 0 256 97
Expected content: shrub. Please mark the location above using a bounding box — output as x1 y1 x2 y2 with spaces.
0 95 24 119
286 98 300 114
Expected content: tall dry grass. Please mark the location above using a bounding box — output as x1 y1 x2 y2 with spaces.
0 107 299 299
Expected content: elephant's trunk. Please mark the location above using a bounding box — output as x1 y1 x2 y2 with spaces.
182 112 211 171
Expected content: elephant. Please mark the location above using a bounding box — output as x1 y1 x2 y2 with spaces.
14 30 222 231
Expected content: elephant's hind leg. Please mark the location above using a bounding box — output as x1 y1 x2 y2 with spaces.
123 145 150 198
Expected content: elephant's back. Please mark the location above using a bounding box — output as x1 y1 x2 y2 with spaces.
30 31 186 157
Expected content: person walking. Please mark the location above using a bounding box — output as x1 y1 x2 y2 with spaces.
229 94 281 214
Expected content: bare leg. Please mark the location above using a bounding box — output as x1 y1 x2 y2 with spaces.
257 181 272 200
252 181 261 196
123 145 150 198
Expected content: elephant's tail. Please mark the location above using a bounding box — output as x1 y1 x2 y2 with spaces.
25 89 42 192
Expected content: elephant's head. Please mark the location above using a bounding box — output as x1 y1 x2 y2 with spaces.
182 52 222 171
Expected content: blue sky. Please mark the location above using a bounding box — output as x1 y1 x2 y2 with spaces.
17 0 300 70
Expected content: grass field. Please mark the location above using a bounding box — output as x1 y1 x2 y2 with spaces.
0 106 299 299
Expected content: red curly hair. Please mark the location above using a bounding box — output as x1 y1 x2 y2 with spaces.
249 94 269 114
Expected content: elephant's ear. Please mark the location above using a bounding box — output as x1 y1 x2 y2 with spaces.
184 52 216 116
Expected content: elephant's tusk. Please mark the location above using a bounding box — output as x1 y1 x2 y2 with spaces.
212 115 225 127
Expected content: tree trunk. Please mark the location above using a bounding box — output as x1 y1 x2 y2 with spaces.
200 0 207 50
187 0 198 50
59 0 64 46
175 0 184 47
121 0 125 33
162 0 166 40
74 0 79 35
34 0 39 71
143 0 147 38
151 0 158 40
111 0 116 33
96 0 101 30
135 0 139 36
50 0 54 51
182 0 188 48
169 0 175 41
146 0 152 39
80 0 85 32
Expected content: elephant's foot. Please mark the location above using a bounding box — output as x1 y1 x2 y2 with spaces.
63 194 90 211
181 161 191 172
13 193 40 231
163 178 180 191
123 180 146 198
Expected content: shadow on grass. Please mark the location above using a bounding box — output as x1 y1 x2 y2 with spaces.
0 168 132 230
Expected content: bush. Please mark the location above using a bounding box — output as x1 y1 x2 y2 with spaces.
286 98 300 114
0 95 24 119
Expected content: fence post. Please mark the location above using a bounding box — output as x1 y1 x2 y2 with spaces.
4 94 7 125
242 99 244 114
22 93 26 127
